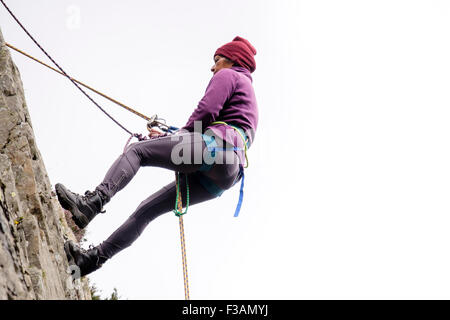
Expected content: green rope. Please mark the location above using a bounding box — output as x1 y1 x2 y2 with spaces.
174 172 189 216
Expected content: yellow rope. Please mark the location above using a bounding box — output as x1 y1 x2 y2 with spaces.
5 42 152 121
175 173 190 300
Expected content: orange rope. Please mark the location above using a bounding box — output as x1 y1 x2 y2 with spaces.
175 173 190 300
5 42 152 121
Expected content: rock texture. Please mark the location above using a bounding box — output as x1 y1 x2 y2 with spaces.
0 27 91 299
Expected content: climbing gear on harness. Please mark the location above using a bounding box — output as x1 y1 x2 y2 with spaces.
147 114 179 134
210 121 249 168
55 183 106 229
173 172 190 300
64 240 108 278
207 121 249 217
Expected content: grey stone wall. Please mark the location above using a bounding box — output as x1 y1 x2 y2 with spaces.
0 27 91 299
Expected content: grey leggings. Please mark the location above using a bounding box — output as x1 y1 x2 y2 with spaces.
94 131 241 260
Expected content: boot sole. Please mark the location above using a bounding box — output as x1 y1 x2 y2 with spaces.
64 241 75 264
55 184 90 229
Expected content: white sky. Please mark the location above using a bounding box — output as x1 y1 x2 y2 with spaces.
1 0 450 299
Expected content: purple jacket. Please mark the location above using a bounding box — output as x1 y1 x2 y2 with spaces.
181 66 258 159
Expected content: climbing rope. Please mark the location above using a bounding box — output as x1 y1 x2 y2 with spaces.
0 0 136 136
4 42 153 123
173 172 190 300
5 40 175 137
173 172 190 216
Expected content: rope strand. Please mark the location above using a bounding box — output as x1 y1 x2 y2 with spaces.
4 42 153 122
174 172 190 300
0 0 133 135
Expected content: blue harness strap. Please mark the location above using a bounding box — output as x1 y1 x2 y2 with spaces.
195 172 225 197
198 127 249 217
233 165 245 217
198 134 217 172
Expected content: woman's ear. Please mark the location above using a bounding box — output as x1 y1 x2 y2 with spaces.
225 57 235 67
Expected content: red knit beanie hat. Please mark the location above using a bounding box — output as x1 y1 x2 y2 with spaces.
214 36 257 73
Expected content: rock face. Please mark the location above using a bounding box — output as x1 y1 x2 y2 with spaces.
0 27 91 299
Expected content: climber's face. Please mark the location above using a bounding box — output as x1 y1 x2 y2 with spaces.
211 55 234 75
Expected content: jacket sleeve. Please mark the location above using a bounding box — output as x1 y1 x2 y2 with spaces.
181 69 236 133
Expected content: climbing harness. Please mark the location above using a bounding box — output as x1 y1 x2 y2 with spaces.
194 121 249 217
210 121 249 168
203 121 249 217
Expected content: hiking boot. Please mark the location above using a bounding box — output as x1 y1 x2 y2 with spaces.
64 240 108 278
55 183 105 229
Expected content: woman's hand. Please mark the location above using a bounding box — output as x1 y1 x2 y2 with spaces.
148 128 166 139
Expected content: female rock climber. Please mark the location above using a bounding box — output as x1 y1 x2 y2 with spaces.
55 36 259 278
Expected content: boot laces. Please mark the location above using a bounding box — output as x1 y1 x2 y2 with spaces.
72 243 104 268
82 190 106 214
82 190 97 201
88 244 107 267
76 244 93 254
